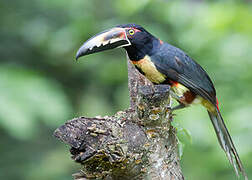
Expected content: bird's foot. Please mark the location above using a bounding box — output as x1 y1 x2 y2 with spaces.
170 103 186 112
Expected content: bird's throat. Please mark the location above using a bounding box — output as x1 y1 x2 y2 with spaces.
125 37 159 61
125 45 147 60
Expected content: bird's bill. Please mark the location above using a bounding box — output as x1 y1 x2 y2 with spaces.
76 27 131 60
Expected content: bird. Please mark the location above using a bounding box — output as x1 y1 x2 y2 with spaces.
75 24 247 179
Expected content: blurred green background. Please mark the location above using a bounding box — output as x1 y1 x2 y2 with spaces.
1 0 251 179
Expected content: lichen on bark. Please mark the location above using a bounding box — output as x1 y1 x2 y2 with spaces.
54 56 184 180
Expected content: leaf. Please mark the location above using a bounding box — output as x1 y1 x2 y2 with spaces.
177 138 185 159
172 120 192 158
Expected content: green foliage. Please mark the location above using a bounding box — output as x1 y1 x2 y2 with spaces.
0 66 72 139
0 0 252 180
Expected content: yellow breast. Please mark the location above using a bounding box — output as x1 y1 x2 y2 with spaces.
131 55 166 84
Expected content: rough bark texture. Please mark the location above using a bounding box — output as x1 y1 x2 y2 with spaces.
54 55 184 180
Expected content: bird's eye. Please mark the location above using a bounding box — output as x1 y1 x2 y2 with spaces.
128 29 135 35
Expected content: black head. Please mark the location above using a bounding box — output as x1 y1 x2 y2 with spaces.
76 24 158 61
117 24 158 60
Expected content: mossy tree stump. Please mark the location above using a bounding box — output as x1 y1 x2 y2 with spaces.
54 57 184 180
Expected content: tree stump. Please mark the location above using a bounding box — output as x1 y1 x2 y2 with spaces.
54 56 184 180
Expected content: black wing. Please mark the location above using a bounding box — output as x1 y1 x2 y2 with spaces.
151 43 217 105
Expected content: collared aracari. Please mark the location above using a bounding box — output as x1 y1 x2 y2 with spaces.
75 24 247 179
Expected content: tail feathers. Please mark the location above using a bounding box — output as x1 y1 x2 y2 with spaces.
208 109 248 180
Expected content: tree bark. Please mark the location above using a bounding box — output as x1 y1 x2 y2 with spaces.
54 55 184 180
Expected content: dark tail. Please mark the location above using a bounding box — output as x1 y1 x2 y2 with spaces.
208 108 248 180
